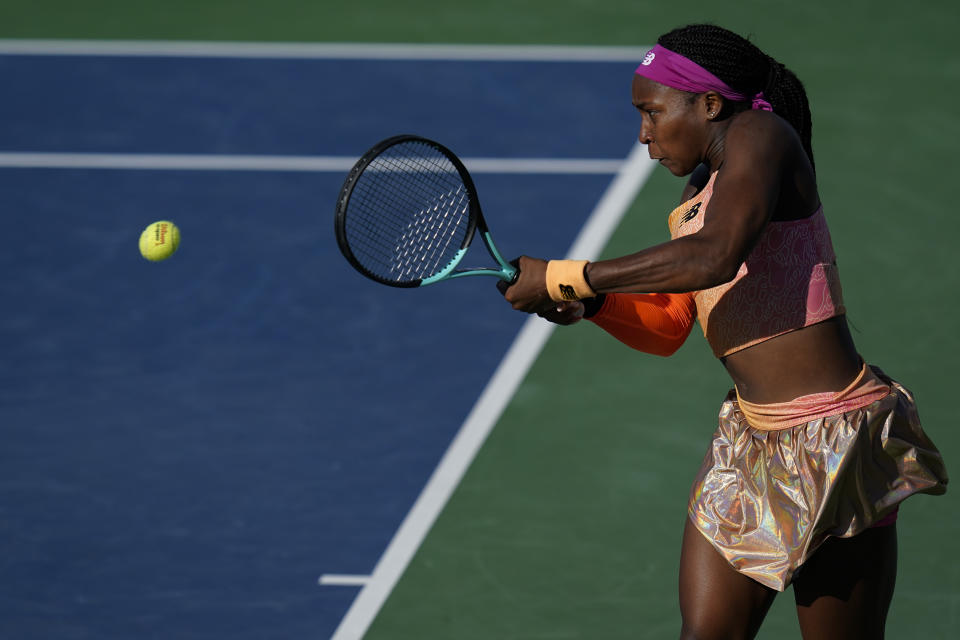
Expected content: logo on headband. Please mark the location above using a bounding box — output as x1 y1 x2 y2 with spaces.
641 51 656 66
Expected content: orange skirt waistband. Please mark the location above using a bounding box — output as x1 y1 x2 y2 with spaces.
735 363 891 431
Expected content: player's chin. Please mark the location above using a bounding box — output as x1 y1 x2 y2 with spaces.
660 158 696 177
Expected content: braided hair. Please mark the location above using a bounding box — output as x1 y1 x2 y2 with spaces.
657 24 814 170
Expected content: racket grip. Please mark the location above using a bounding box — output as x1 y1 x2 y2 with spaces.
502 260 519 284
496 264 518 294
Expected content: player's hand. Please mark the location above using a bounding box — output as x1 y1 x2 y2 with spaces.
497 256 554 314
537 301 585 325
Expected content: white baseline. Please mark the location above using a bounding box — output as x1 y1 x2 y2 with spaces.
0 39 650 62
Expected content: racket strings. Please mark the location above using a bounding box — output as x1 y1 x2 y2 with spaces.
394 188 469 279
343 143 473 282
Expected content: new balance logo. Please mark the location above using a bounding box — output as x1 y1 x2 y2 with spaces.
680 202 701 224
558 284 577 301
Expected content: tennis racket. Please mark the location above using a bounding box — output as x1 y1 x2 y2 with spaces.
334 134 517 288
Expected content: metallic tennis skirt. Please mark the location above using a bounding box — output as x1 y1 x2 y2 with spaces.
688 366 948 591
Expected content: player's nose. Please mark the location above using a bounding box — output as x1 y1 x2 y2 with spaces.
638 124 653 145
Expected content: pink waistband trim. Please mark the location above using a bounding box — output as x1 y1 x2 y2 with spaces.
736 363 891 431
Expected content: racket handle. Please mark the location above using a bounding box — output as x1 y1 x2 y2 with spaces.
495 265 518 294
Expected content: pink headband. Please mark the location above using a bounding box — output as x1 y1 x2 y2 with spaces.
635 44 773 112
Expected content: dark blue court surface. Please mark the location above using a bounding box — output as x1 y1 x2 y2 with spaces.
1 51 640 639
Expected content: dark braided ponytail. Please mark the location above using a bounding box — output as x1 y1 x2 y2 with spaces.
657 24 815 170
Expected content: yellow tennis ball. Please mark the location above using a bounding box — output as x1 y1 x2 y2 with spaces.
139 220 181 262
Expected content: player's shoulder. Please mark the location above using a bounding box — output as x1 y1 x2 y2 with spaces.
727 109 797 142
724 109 801 162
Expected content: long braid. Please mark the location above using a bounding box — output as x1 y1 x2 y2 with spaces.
657 24 815 170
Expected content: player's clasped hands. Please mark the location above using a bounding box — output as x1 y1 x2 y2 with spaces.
497 255 578 319
537 300 586 325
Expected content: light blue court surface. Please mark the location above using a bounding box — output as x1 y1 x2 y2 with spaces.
0 47 645 638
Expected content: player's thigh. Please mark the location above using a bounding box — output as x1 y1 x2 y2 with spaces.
678 517 777 640
792 524 897 640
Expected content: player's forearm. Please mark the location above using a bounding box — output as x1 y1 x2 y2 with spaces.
585 235 739 294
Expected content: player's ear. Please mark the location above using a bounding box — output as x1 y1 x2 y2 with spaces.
703 92 724 120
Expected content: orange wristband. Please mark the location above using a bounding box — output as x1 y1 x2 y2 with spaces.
545 260 596 302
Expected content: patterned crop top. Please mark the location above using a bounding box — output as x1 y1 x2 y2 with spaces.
668 171 845 358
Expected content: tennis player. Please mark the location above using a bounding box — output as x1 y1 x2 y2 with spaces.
500 24 947 639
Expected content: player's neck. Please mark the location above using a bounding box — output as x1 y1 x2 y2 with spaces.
702 127 728 172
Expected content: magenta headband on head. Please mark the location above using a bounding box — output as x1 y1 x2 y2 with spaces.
635 44 773 112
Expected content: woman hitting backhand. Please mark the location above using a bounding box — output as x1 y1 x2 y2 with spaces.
500 24 947 640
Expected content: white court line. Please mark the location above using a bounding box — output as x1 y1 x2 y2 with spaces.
0 39 650 62
329 143 657 640
319 575 371 587
0 152 624 174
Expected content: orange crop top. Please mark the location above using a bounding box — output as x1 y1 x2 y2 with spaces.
588 171 845 358
669 171 846 357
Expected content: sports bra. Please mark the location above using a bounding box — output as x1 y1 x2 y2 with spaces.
668 171 845 357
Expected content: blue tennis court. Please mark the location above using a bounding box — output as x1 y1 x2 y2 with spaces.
1 45 647 639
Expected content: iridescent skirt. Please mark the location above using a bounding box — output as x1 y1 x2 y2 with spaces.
688 366 948 591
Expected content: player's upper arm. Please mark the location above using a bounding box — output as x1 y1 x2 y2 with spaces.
692 112 792 282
